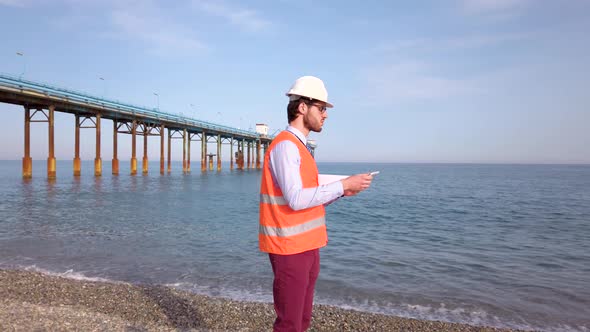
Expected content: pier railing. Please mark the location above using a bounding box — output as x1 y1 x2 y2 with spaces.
0 73 277 178
0 73 261 139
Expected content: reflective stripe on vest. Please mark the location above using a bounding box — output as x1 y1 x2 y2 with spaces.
259 194 287 206
259 216 326 237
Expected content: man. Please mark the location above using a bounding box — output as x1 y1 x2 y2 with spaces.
259 76 373 332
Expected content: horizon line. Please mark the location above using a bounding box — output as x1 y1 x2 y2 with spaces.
0 159 588 166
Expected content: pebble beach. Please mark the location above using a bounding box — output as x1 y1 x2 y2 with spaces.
0 269 535 332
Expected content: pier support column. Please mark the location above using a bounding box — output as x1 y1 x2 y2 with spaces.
209 154 214 170
47 106 56 179
94 113 102 177
182 129 187 173
112 120 119 175
217 134 221 171
240 140 245 170
160 125 165 175
201 132 207 172
142 125 148 174
187 133 191 173
230 138 234 170
167 129 172 173
131 120 137 175
22 107 32 178
256 140 261 169
73 115 81 176
250 141 254 169
247 141 251 169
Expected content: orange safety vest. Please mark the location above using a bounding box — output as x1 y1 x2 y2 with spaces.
259 131 327 255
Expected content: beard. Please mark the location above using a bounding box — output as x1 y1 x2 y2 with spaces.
304 115 323 133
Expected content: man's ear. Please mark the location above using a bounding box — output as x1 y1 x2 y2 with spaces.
298 102 308 115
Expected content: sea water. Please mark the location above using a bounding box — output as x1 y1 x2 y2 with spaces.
0 161 588 331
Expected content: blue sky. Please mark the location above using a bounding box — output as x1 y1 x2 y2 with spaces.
0 0 588 163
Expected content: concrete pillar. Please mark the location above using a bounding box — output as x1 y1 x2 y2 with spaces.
209 154 214 170
230 137 234 170
47 106 56 179
167 129 172 173
112 120 119 175
217 134 221 171
201 132 207 172
240 140 245 170
236 141 241 170
247 141 251 169
187 132 191 173
131 120 137 175
256 140 261 169
73 115 81 176
142 125 148 174
22 107 32 178
182 129 187 173
160 124 165 175
94 113 102 176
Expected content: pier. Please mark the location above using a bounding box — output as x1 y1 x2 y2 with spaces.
0 73 295 179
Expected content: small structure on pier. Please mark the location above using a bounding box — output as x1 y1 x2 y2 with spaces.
256 124 269 137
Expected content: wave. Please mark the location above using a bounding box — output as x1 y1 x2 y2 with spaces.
314 298 588 332
15 264 121 284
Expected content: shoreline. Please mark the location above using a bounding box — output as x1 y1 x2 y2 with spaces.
0 269 535 331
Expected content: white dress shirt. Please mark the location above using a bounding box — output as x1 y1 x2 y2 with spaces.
269 126 344 211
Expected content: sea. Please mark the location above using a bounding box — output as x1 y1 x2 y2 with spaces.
0 160 588 332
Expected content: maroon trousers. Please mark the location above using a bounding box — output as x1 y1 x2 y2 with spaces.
269 249 320 332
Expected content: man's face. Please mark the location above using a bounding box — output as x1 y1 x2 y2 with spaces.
302 101 328 133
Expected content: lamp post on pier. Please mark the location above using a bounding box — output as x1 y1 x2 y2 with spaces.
153 92 159 111
16 52 26 79
190 104 197 118
99 77 106 98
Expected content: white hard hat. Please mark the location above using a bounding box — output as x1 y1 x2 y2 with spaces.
285 76 333 108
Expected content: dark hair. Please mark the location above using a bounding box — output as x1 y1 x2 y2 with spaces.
287 97 315 123
287 99 302 123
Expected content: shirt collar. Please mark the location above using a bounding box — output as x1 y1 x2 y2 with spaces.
286 126 307 146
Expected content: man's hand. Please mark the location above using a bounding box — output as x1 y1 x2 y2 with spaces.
341 173 373 196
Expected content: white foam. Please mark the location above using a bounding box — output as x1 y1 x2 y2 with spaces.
314 297 588 332
164 282 186 288
164 281 272 304
20 265 121 284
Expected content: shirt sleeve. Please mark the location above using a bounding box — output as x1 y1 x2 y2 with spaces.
269 140 344 211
